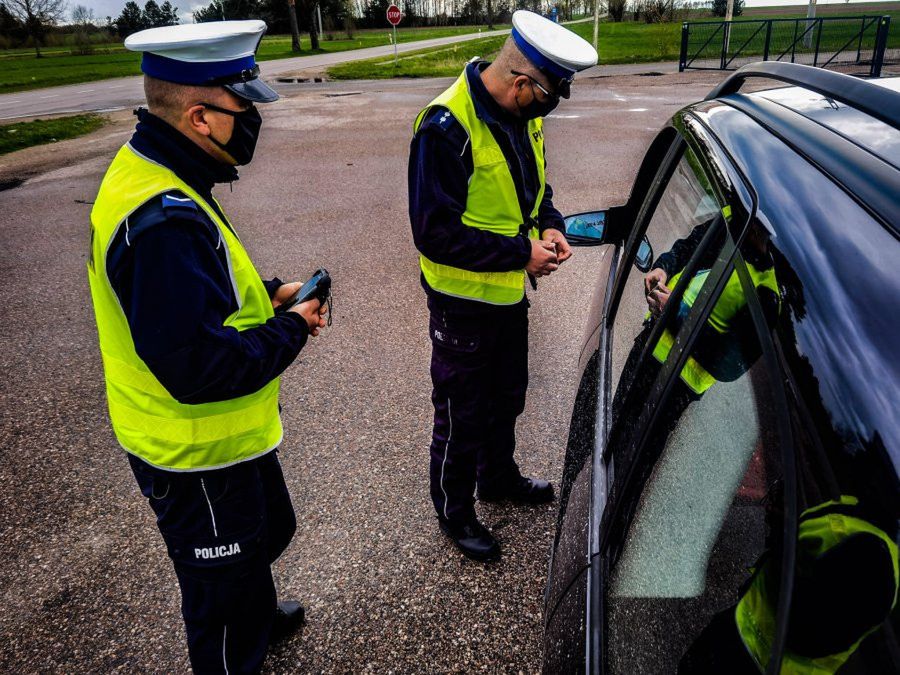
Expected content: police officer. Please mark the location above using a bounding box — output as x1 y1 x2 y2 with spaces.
408 11 597 561
87 21 327 673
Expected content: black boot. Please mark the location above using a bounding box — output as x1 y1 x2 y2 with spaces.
271 600 305 644
479 475 555 504
438 516 501 562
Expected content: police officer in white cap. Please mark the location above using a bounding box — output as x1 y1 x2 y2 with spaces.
87 20 327 672
408 11 597 562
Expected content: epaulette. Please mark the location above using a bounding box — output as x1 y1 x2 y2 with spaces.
123 191 212 246
423 106 459 133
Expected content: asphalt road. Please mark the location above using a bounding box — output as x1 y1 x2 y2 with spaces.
0 20 600 122
0 68 728 672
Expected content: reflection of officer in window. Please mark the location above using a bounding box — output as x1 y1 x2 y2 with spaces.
615 219 780 415
679 494 899 674
610 219 780 503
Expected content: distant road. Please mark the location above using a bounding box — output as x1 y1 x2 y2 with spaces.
0 19 594 121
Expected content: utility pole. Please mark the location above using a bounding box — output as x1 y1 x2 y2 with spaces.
317 2 323 40
805 0 817 48
724 0 733 53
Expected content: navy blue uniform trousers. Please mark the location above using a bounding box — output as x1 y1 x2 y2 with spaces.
129 450 296 674
428 297 529 523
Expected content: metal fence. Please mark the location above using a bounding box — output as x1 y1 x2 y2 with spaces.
680 15 897 77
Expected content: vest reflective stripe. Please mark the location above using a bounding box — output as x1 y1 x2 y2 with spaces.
735 496 900 674
651 264 778 394
414 70 545 305
88 144 282 471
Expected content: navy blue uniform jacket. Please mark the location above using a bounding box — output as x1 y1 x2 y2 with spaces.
106 109 309 405
408 62 565 313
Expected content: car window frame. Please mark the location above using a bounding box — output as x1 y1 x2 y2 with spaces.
589 113 800 674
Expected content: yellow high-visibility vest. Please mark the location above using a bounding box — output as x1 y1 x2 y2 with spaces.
735 496 899 673
88 143 282 471
651 263 779 394
414 69 545 305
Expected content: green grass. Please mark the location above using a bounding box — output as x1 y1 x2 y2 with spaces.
328 9 900 80
0 24 507 94
328 35 507 79
0 113 106 154
328 20 682 79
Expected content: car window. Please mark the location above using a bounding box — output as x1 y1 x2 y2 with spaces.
605 146 725 495
608 147 720 420
604 236 787 673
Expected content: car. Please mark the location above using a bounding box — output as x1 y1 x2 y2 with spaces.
542 61 900 674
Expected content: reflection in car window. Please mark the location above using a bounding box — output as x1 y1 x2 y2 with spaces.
609 148 720 417
605 248 785 674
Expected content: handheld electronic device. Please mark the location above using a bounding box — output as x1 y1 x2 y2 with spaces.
276 268 333 326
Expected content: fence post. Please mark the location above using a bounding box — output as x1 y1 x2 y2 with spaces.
791 19 798 63
680 22 689 72
872 15 890 77
856 16 865 64
763 20 772 61
813 17 823 67
720 21 730 70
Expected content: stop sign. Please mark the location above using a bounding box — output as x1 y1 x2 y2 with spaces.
387 4 402 25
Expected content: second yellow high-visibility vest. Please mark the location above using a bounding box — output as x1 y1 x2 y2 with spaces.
88 143 283 471
735 496 899 673
414 69 545 305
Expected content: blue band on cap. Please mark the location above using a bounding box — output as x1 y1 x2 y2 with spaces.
141 52 257 85
511 27 575 81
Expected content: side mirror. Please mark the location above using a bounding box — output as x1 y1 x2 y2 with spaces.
563 211 608 247
634 236 653 272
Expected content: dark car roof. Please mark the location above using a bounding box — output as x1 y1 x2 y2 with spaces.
751 77 900 171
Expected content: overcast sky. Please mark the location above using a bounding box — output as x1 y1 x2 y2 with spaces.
71 0 896 25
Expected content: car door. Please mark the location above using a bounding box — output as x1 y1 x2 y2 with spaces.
593 119 799 673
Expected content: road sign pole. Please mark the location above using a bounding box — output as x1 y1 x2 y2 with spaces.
387 4 402 65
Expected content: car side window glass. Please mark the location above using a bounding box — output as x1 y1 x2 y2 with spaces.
609 148 720 430
606 147 724 493
604 236 787 674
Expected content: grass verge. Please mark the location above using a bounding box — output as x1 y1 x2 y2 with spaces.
0 113 106 155
329 9 900 80
0 25 507 94
328 21 682 79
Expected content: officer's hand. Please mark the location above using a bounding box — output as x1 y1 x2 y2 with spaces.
542 228 572 264
647 283 671 317
272 281 302 309
526 240 559 277
290 298 328 336
644 268 668 296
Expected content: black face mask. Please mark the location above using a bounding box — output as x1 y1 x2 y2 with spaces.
515 81 560 120
201 102 262 165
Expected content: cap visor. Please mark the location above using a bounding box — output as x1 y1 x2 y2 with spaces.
224 78 279 103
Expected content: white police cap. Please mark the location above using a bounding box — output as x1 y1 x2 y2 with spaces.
124 20 278 103
511 10 598 87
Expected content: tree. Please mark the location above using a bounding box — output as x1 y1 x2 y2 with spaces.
115 0 145 36
711 0 742 17
71 2 92 24
71 3 94 53
1 0 67 56
159 0 178 23
287 0 301 49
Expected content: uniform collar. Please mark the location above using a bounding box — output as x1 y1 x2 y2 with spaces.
466 61 522 130
130 108 239 197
